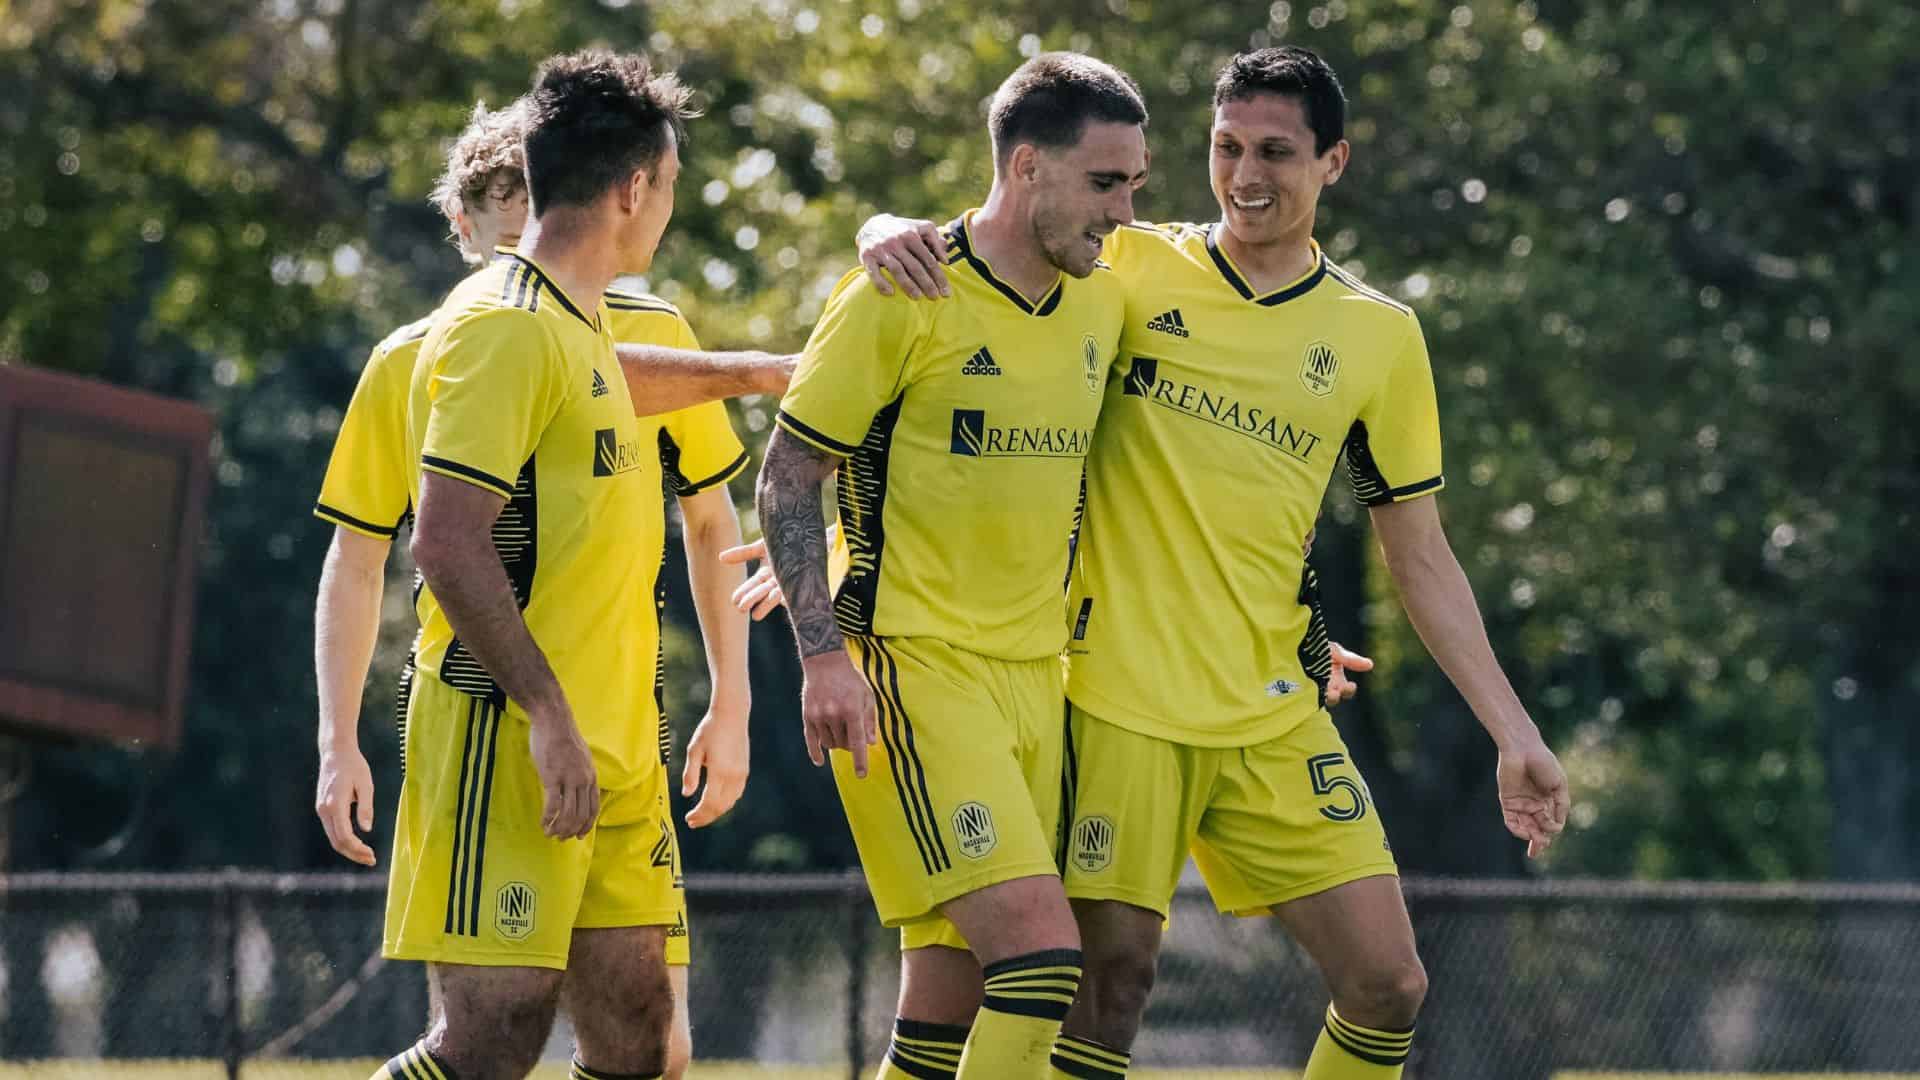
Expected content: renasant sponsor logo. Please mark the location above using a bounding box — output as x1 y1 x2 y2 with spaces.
949 409 1094 459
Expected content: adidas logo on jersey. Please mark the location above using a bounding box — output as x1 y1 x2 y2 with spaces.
961 347 1003 376
1146 309 1190 337
590 369 610 398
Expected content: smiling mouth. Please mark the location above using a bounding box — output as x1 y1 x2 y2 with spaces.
1231 194 1275 211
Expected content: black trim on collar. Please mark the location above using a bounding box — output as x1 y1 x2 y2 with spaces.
947 216 1065 317
503 253 597 330
1205 224 1327 307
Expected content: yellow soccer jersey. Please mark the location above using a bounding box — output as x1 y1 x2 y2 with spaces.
405 252 663 792
777 212 1123 662
1066 223 1444 747
603 290 751 500
314 313 435 538
606 289 750 766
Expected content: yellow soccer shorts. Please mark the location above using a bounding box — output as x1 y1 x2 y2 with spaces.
833 635 1067 941
384 672 682 969
1061 702 1398 918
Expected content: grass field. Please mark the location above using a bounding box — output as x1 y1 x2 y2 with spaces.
3 1064 1917 1079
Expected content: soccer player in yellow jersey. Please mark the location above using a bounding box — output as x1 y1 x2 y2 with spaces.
849 45 1573 1080
313 98 761 1080
359 51 706 1080
756 54 1148 1080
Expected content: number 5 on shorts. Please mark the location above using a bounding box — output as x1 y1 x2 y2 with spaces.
1307 752 1368 822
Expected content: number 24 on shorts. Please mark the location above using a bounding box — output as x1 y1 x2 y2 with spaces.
1307 752 1370 822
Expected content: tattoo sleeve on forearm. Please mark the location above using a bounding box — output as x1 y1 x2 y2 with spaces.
756 428 845 659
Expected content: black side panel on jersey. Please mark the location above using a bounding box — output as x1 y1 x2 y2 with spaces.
658 427 690 496
439 455 538 704
394 654 415 776
1342 420 1392 506
1343 419 1442 506
1295 562 1333 699
833 394 905 635
654 537 670 765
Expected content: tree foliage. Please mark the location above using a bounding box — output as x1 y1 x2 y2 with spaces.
1 0 1913 880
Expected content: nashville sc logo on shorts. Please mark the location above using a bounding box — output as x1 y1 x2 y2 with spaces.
951 801 999 859
1071 815 1115 873
494 880 538 941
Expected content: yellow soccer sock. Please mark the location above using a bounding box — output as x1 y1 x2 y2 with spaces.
1303 1003 1415 1079
1050 1032 1131 1078
570 1057 662 1080
955 948 1083 1079
877 1017 971 1079
373 1041 456 1080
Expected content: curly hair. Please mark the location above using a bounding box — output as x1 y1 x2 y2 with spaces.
427 98 528 228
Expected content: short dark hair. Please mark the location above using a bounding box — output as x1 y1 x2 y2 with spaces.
1212 46 1346 156
987 52 1148 166
521 49 698 213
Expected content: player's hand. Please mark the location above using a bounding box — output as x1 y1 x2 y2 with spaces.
721 523 842 621
800 650 878 778
528 702 599 840
720 538 786 620
682 701 750 828
315 746 377 867
1324 642 1374 707
1496 734 1571 858
858 214 950 299
1303 526 1317 557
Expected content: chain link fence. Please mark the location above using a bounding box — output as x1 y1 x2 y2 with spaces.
1 873 1916 1077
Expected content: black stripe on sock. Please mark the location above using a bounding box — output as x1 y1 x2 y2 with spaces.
981 948 1084 980
1049 1055 1124 1080
884 1047 958 1080
893 1017 973 1044
571 1059 662 1080
1326 1020 1410 1066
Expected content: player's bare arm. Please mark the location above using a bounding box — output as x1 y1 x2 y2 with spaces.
677 485 752 827
412 471 599 839
616 343 795 417
313 526 388 866
754 428 878 777
1369 495 1571 857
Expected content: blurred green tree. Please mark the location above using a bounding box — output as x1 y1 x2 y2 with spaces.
0 0 1912 898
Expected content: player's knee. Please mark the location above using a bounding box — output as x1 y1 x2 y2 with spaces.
576 963 675 1066
436 994 555 1079
1337 957 1427 1029
1083 941 1156 1029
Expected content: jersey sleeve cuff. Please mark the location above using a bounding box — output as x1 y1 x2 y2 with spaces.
314 502 401 539
671 448 751 496
774 410 857 457
1358 475 1444 506
420 455 516 500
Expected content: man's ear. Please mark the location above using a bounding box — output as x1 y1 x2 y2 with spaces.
1008 143 1040 186
1321 139 1351 187
621 168 651 213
